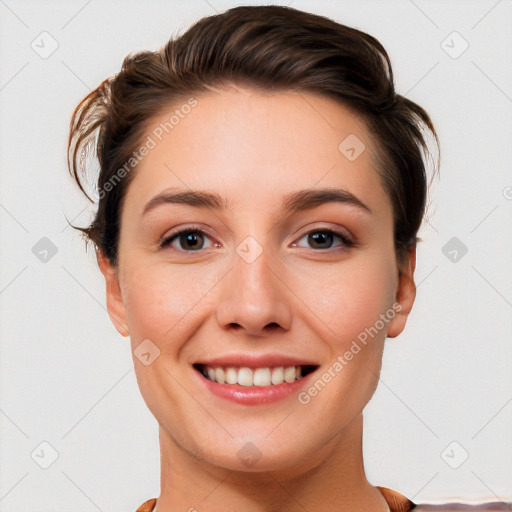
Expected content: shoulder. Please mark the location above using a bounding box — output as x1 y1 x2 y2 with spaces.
411 504 510 510
377 487 510 511
138 490 414 512
135 493 511 511
377 486 415 512
135 498 157 512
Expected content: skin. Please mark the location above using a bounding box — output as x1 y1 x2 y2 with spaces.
97 85 416 512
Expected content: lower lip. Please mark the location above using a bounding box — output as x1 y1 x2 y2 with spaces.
194 368 316 405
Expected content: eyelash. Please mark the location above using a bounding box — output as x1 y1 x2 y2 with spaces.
159 225 355 253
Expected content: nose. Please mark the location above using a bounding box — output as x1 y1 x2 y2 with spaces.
216 243 292 337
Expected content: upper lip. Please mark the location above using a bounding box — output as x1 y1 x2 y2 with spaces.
194 353 319 368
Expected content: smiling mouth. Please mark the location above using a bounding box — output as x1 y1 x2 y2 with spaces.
193 364 318 387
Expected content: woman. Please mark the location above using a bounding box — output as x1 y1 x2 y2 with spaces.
67 5 440 511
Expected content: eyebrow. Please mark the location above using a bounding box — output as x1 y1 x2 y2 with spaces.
142 187 372 217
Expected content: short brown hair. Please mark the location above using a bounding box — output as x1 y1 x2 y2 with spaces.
67 4 439 267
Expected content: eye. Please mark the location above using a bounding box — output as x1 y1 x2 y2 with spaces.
292 229 354 251
159 226 354 253
159 228 216 252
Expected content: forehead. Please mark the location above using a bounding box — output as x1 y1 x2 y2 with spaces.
122 87 389 217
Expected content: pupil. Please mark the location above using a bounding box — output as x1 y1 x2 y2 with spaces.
182 232 203 250
309 232 332 248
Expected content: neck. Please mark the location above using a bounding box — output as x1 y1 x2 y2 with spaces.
155 414 389 512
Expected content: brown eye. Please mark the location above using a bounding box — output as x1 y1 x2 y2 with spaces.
308 231 335 249
160 229 213 252
294 229 354 251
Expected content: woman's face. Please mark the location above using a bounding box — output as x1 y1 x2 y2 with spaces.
100 85 416 473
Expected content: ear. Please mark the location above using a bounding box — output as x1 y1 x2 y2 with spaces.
96 249 130 337
387 244 416 338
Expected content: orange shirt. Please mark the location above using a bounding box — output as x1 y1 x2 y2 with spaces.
135 486 414 511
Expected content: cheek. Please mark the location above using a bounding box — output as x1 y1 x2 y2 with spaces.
122 262 221 341
296 255 397 351
123 264 210 419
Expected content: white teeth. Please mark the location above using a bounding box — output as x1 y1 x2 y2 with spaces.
284 366 296 383
214 367 225 384
225 367 238 384
271 367 284 385
253 368 271 386
202 365 306 386
237 367 253 387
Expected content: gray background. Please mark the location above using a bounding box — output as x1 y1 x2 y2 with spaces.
0 0 511 510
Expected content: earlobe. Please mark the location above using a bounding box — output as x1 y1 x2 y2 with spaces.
387 245 417 339
96 249 130 337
